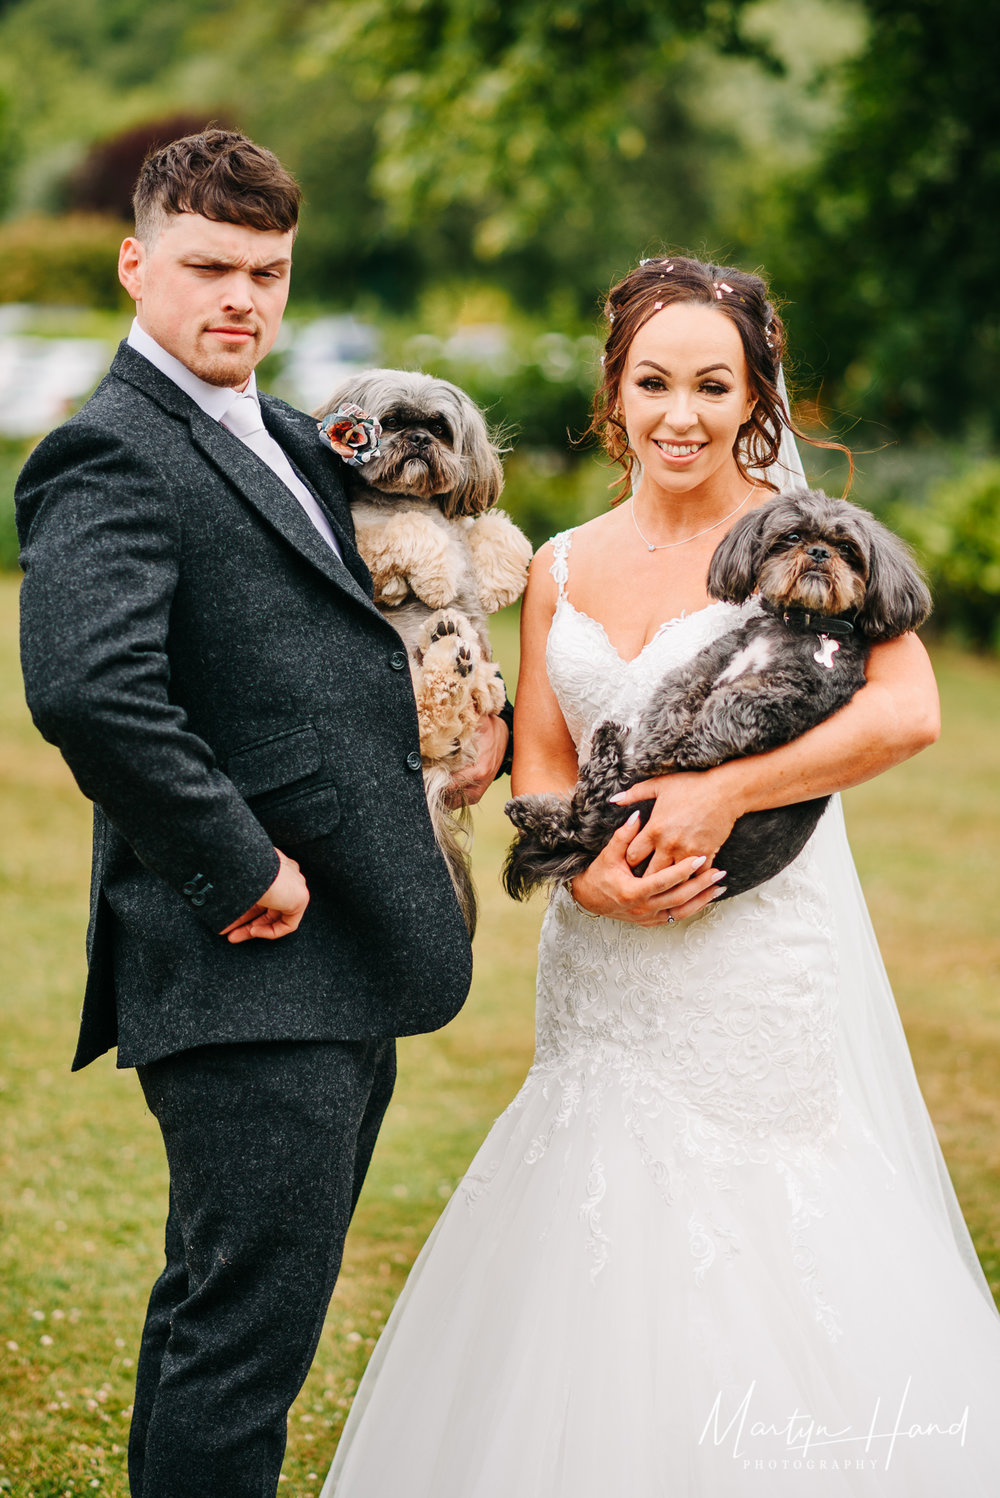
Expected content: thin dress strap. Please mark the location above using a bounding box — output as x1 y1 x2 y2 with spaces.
549 528 574 601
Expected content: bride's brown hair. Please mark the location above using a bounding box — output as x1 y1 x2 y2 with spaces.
588 255 851 503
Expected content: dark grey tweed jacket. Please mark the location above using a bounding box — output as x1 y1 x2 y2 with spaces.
16 344 473 1071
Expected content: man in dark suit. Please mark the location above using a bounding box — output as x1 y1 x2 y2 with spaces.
16 130 508 1498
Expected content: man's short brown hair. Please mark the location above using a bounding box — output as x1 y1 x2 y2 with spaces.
133 128 301 243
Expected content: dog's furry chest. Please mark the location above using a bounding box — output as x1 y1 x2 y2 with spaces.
711 616 867 706
631 613 870 776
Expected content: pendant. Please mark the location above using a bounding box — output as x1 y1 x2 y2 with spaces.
647 543 655 552
814 635 840 669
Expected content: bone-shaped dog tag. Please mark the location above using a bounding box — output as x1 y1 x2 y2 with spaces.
814 635 840 669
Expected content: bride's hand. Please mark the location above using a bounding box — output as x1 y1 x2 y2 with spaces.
610 765 742 877
569 810 727 925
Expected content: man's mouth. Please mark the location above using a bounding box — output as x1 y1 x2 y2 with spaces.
654 440 706 458
206 326 256 340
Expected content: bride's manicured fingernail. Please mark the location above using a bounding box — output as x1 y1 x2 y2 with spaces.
609 793 626 804
692 856 707 869
709 868 727 883
710 885 727 899
626 810 640 826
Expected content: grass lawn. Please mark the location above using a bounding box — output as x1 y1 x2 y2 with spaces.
1 579 998 1496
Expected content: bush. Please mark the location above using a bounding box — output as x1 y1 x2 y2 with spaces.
0 215 131 310
897 460 1000 652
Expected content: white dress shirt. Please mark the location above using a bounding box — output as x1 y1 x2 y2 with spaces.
126 320 342 558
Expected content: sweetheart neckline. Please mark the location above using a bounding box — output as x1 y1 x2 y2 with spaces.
555 594 730 667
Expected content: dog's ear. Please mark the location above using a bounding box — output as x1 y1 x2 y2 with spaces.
444 409 505 518
854 519 932 641
706 505 771 603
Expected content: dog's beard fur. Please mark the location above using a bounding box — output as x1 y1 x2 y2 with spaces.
364 433 466 501
758 546 868 616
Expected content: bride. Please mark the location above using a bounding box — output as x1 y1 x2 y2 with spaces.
321 256 1000 1495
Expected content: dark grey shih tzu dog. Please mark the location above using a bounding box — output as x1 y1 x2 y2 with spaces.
504 489 931 903
316 369 531 935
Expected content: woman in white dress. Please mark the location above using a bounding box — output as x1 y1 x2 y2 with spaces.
322 257 1000 1496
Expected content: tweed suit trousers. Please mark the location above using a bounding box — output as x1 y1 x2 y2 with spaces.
130 1037 396 1498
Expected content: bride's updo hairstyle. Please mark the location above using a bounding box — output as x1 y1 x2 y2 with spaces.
590 255 847 503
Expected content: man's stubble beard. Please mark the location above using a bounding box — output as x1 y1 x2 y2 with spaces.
194 347 261 389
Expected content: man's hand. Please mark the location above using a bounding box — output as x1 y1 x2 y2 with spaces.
220 848 310 943
444 714 510 808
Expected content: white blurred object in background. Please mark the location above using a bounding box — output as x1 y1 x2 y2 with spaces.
0 307 111 438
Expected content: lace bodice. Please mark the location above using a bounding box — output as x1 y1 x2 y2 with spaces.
545 527 763 762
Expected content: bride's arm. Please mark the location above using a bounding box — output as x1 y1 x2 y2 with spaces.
616 630 940 875
512 545 727 924
511 543 582 796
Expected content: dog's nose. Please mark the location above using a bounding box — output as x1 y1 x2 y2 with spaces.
806 544 830 562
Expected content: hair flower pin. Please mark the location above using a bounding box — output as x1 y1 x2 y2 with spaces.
317 403 382 466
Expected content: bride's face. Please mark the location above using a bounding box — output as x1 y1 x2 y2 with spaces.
618 301 756 499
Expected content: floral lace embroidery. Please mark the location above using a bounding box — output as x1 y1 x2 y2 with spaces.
477 545 846 1337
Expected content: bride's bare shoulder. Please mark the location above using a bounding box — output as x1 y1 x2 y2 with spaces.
552 509 629 574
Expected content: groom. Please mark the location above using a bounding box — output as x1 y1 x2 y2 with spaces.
16 129 506 1498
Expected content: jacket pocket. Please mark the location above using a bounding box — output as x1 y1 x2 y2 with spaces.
226 725 340 843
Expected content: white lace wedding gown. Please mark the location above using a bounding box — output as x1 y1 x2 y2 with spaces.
322 531 1000 1496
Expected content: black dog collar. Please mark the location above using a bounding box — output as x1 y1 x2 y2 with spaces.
762 601 855 637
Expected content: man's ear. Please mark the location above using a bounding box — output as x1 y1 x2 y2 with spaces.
118 238 145 303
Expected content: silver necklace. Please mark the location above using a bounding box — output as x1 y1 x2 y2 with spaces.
631 483 756 552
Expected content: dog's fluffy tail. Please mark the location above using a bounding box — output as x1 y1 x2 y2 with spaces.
424 765 478 937
502 836 591 902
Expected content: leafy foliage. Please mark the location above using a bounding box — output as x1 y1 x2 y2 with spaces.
898 461 1000 651
0 214 130 308
769 0 1000 436
305 0 769 259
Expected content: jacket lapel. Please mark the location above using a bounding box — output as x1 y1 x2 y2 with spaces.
260 397 374 598
110 346 378 615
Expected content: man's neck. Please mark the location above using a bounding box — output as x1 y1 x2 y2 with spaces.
126 320 256 416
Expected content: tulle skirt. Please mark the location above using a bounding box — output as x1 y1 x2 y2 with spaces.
323 1062 1000 1496
323 805 1000 1496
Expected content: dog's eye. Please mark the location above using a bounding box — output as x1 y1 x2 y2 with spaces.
380 415 400 431
837 542 858 561
428 420 452 442
784 532 801 544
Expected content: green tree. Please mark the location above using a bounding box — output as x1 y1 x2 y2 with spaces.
768 0 1000 438
305 0 770 261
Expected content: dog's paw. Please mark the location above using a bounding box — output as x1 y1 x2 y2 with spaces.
455 642 473 678
430 614 459 642
470 663 506 716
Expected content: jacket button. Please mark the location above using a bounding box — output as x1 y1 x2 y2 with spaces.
390 650 407 671
406 751 422 771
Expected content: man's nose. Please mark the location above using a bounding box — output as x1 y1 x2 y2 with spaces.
220 274 255 313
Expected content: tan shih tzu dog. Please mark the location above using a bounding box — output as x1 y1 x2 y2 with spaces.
315 369 532 934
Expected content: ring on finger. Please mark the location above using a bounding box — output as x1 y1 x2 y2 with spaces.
666 913 676 926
